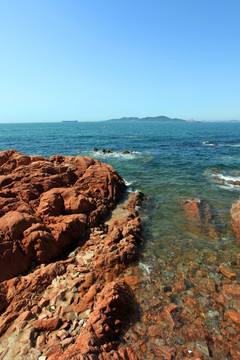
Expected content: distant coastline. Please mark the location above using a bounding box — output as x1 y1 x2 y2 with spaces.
107 115 186 122
62 120 78 123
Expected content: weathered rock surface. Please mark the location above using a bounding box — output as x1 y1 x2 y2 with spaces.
0 150 143 359
0 149 126 281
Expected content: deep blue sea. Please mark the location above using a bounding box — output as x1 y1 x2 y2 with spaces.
1 121 240 273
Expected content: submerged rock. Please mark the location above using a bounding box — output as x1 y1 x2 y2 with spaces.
182 198 220 239
231 199 240 242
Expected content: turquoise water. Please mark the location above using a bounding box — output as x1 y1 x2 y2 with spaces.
1 121 240 269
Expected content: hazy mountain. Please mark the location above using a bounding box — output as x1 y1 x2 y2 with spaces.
107 115 186 122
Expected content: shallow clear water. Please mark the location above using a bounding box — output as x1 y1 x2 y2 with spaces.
1 121 240 271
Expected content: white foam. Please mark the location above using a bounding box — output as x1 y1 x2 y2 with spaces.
207 169 240 190
139 261 152 275
83 150 141 160
202 141 217 146
222 144 240 147
123 178 133 187
216 173 240 183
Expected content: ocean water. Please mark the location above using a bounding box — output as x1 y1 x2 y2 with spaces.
1 121 240 272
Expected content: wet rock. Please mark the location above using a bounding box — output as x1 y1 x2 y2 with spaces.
205 317 220 334
182 198 220 239
173 333 185 345
219 264 237 280
148 325 162 337
223 284 240 297
195 338 209 357
184 279 195 290
231 199 240 242
164 271 175 279
226 310 240 324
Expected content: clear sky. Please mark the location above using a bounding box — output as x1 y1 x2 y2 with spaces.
0 0 239 122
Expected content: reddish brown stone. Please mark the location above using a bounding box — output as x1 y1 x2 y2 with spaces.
219 264 237 280
182 198 220 239
0 149 126 281
223 284 240 297
226 310 240 324
34 317 62 331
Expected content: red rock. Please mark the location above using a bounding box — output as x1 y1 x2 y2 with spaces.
0 150 126 281
148 325 162 337
182 198 220 239
0 151 145 359
34 317 62 331
231 200 240 241
223 284 240 297
219 264 237 279
226 310 240 324
76 283 102 313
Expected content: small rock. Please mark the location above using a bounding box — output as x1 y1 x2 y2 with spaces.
207 310 220 318
164 271 175 279
170 294 183 306
163 286 172 292
205 317 220 334
79 319 85 326
219 264 237 280
195 338 209 357
226 310 240 324
61 337 73 347
173 333 185 345
209 272 222 282
148 325 162 337
184 279 195 290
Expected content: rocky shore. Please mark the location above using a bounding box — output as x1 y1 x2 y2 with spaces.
0 150 143 359
0 149 240 360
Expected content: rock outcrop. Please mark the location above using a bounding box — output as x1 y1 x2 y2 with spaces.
0 149 126 282
0 149 143 360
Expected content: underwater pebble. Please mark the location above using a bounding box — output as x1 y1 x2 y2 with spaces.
207 310 220 318
170 294 183 306
164 271 175 279
205 317 220 334
195 338 209 357
184 279 195 289
173 333 185 345
209 272 222 282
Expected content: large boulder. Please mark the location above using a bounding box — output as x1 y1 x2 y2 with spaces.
0 149 126 281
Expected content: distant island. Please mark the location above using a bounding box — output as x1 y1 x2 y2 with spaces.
107 115 186 122
62 120 78 123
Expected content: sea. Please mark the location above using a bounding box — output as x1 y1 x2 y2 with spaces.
1 121 240 276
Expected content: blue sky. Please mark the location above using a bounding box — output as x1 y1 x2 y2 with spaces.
0 0 239 122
